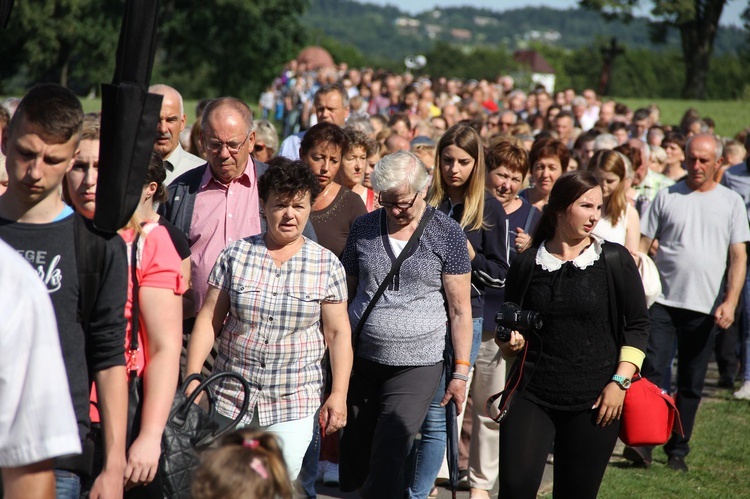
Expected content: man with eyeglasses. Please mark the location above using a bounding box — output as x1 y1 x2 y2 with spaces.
277 83 350 160
149 84 205 185
162 98 315 317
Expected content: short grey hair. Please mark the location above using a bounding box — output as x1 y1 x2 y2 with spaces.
687 133 723 162
593 133 618 151
371 150 430 194
345 116 374 136
252 119 279 152
149 84 185 115
314 83 350 109
572 96 587 108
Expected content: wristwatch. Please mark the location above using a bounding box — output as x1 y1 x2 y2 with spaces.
611 374 631 390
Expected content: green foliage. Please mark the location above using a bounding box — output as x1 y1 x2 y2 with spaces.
0 0 121 93
422 42 520 81
0 0 309 100
579 0 732 98
156 0 308 100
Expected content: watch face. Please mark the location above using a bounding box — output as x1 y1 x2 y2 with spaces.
622 378 631 388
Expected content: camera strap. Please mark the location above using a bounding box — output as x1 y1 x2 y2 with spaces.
352 207 435 353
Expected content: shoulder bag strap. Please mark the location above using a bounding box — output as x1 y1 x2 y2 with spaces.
353 208 435 351
128 233 141 378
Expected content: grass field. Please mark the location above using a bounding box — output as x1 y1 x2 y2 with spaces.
616 98 749 138
540 394 750 498
74 96 750 140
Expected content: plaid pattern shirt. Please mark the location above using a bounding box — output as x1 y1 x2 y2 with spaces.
209 235 347 426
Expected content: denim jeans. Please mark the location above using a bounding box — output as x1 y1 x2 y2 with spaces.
54 470 81 499
405 318 482 498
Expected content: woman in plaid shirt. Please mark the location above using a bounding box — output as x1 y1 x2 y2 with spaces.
185 158 353 480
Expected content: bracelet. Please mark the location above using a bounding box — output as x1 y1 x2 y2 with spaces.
455 359 471 367
452 373 469 382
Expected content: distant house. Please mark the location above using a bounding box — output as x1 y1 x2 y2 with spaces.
450 28 472 41
513 50 556 93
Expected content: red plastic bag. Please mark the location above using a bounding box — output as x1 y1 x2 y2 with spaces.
619 375 684 447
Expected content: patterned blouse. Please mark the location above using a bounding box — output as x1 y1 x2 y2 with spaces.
342 207 471 366
208 235 347 426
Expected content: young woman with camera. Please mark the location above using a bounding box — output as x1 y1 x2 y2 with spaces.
496 170 649 498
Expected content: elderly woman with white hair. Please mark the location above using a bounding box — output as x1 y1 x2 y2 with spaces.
339 151 473 498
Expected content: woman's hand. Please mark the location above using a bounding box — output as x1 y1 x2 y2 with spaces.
440 379 467 415
514 229 531 253
592 382 627 427
123 432 162 490
496 330 525 357
185 379 203 405
319 392 347 435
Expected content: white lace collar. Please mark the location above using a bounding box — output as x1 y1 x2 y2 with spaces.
536 236 603 272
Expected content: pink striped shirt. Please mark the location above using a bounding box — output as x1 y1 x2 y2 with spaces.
190 160 261 314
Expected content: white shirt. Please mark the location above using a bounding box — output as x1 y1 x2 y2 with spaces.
0 239 81 467
164 143 206 185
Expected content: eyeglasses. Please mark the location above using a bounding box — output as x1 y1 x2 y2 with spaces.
254 144 266 152
204 132 251 154
378 192 420 211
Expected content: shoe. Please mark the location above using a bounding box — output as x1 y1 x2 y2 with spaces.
457 469 470 491
322 461 339 486
315 461 325 483
718 375 736 388
667 455 689 472
428 485 439 498
734 381 750 400
623 446 652 468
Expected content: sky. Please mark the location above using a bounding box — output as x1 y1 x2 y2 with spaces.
358 0 746 27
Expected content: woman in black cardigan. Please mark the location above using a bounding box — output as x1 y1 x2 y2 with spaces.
496 170 649 498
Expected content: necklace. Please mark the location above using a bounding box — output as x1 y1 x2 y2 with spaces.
313 183 334 211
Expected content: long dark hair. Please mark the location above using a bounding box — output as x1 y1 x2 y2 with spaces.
531 170 600 247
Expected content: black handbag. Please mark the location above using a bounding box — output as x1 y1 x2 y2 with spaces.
160 372 252 498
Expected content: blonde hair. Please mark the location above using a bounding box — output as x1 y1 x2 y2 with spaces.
587 149 628 226
427 123 486 231
191 429 292 499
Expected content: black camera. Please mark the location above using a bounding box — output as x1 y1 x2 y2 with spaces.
495 302 543 343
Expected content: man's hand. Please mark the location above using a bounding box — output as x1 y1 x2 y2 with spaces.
715 301 736 330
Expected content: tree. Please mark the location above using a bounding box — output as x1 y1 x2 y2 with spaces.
0 0 121 93
580 0 729 99
157 0 308 100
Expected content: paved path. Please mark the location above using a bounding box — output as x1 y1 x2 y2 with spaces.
312 360 729 499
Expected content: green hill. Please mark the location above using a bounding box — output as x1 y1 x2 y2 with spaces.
301 0 747 62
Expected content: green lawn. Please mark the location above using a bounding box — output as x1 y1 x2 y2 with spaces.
539 395 750 498
616 98 750 138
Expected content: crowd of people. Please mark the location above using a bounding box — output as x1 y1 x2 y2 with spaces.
0 60 749 499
